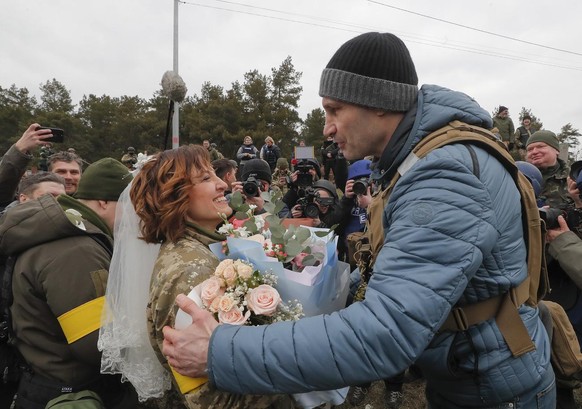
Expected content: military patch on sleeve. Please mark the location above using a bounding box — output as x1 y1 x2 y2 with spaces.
65 208 86 231
411 202 434 225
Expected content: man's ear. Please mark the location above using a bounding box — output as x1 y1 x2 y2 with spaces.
97 200 109 210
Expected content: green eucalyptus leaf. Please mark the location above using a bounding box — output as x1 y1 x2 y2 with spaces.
243 219 259 233
302 255 317 266
265 214 280 225
295 227 311 243
230 191 244 209
285 240 302 257
263 201 276 214
315 229 334 238
235 211 248 220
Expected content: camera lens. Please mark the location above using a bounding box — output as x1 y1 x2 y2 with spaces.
242 178 260 197
539 208 566 229
304 203 320 219
352 179 369 195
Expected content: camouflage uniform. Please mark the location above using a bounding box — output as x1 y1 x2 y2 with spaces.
121 153 137 169
147 222 294 409
271 168 292 195
539 158 574 208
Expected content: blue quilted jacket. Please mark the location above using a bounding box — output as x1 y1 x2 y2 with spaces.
207 85 552 406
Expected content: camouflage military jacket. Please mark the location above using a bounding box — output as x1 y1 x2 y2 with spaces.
271 169 292 195
540 158 574 208
147 223 293 409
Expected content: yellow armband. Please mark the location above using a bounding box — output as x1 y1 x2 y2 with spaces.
170 366 208 393
57 296 105 344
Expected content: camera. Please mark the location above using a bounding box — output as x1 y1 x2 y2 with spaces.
242 176 262 197
296 187 320 219
540 206 582 230
294 160 315 187
352 177 369 195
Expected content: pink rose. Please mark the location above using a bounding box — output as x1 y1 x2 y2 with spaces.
216 294 237 313
292 252 310 269
222 264 238 287
234 260 254 280
200 277 225 307
214 259 234 277
218 307 250 325
247 285 281 316
231 218 249 229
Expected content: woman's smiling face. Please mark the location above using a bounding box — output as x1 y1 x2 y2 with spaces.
188 170 231 230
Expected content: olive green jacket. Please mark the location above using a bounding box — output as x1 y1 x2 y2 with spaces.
0 194 112 385
549 231 582 290
0 144 32 208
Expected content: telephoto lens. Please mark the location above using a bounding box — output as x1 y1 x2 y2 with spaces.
352 178 369 195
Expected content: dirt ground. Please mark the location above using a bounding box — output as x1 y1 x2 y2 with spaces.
335 378 582 409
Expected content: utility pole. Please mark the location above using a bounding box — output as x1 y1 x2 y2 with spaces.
172 0 180 148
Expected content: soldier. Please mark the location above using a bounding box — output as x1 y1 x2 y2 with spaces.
0 158 136 408
121 146 138 169
492 105 515 147
526 130 573 208
202 140 223 161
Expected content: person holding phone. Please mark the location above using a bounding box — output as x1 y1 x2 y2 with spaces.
0 124 54 212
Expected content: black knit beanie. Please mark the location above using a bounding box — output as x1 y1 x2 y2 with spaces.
319 32 418 112
241 159 272 183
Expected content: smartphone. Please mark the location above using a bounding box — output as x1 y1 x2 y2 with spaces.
37 126 65 143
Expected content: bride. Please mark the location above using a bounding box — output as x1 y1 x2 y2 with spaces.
98 145 293 409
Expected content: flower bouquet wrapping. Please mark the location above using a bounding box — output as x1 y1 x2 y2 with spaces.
203 192 350 407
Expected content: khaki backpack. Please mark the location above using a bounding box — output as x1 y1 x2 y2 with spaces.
351 120 548 358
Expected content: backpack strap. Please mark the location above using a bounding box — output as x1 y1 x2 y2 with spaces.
357 120 546 357
413 120 545 357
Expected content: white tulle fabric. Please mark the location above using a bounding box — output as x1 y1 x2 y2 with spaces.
98 184 171 401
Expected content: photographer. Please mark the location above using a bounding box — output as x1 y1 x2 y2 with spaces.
541 161 582 408
231 159 290 218
290 179 343 230
340 159 372 262
281 158 321 210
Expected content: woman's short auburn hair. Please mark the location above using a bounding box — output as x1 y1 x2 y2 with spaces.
130 145 212 244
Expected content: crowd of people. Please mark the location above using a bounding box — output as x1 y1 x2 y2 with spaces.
1 31 582 409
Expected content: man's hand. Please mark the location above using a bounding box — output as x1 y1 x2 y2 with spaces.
344 179 355 199
14 123 53 154
356 187 373 209
546 215 570 243
291 204 303 218
162 294 219 377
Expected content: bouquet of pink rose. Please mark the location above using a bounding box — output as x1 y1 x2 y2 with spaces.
197 259 303 326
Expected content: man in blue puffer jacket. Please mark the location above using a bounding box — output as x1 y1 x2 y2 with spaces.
163 32 555 408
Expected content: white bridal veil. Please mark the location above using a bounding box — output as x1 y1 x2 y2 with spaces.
98 183 171 401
